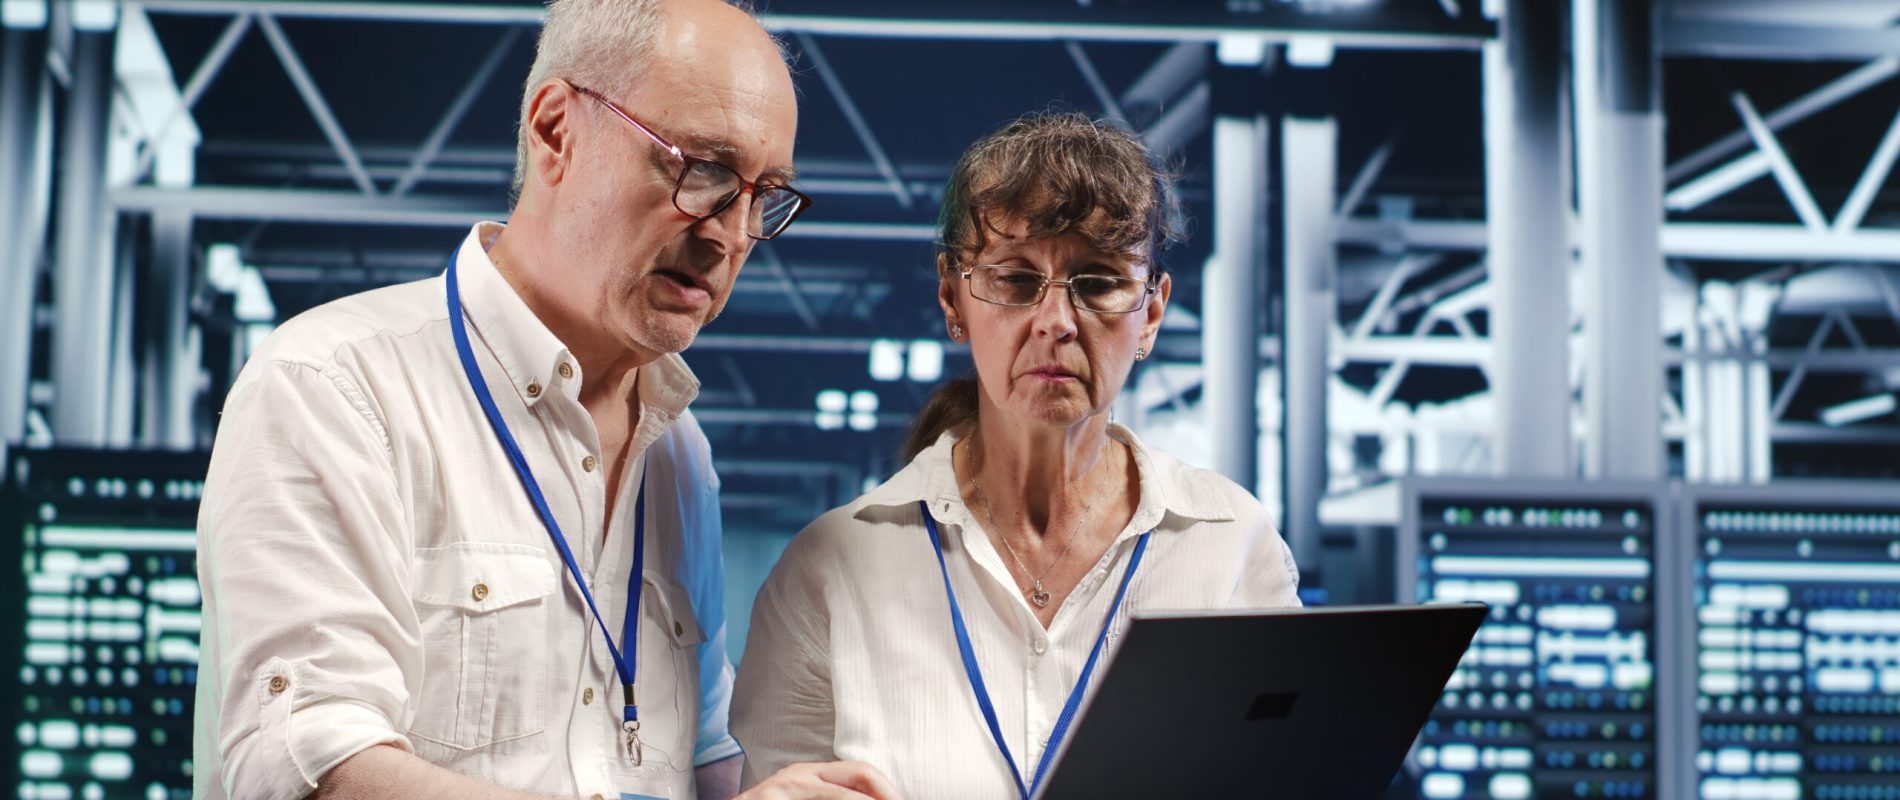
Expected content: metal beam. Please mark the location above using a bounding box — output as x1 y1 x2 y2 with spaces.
1833 105 1900 234
749 244 821 332
1485 0 1570 478
796 33 912 211
1141 80 1210 153
1665 22 1900 62
1348 254 1438 342
1206 112 1265 498
1283 113 1335 572
1575 0 1664 480
111 185 944 239
1065 41 1126 122
1121 42 1209 112
392 26 522 198
131 11 249 181
255 13 378 195
51 29 117 446
692 334 970 355
1731 92 1827 232
1665 57 1897 183
129 1 1496 49
1337 217 1900 263
1664 150 1772 213
1768 311 1838 423
1335 138 1394 218
1666 224 1900 262
0 25 48 450
114 185 497 225
694 408 911 427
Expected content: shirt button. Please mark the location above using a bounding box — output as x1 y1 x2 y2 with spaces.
1033 638 1048 655
525 382 542 398
267 675 288 694
471 582 489 602
582 455 598 472
558 362 574 379
582 687 594 705
673 621 684 637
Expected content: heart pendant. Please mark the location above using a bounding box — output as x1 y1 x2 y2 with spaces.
1030 589 1052 608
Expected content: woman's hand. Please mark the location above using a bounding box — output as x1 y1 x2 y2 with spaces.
736 761 903 800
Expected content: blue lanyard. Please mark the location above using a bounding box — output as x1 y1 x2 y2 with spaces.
920 501 1151 800
446 253 649 761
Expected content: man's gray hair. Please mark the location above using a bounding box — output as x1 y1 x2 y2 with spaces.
512 0 770 197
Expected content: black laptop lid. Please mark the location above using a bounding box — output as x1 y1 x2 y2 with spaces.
1036 603 1486 800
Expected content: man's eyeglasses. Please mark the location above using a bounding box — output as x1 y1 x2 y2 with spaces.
570 83 810 240
960 265 1157 314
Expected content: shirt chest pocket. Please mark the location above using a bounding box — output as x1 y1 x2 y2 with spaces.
633 571 708 765
409 542 557 751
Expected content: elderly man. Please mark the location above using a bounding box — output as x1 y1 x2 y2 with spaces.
191 1 897 799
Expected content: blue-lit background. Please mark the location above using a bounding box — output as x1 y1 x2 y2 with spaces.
5 0 1900 798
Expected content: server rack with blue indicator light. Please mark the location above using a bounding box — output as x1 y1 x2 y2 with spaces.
1677 482 1900 800
3 449 210 800
1398 478 1686 800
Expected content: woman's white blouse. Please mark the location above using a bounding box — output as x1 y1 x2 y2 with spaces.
731 425 1301 799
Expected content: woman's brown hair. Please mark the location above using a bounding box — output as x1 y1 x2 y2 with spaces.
899 111 1182 462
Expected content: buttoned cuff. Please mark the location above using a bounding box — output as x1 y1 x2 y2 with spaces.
223 659 411 800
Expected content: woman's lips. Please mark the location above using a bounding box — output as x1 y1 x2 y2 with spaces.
1026 368 1079 382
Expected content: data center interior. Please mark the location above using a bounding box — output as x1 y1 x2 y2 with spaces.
4 0 1900 798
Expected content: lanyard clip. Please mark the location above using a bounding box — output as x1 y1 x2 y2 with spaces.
623 720 643 766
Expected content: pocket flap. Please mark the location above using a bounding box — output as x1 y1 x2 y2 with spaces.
414 541 557 612
643 572 706 648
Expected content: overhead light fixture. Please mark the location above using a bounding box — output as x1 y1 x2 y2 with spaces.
848 391 879 431
206 243 244 292
1819 393 1897 428
868 339 905 382
907 340 944 382
72 0 116 31
2 0 48 30
1286 36 1335 69
814 389 847 430
1216 33 1268 68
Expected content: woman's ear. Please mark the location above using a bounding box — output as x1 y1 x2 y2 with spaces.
1140 272 1172 349
937 254 963 340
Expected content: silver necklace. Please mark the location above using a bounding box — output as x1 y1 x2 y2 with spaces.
963 439 1100 609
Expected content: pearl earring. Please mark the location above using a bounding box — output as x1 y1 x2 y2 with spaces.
1135 347 1148 361
950 324 963 340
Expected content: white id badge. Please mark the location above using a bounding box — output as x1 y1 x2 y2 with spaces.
606 748 679 800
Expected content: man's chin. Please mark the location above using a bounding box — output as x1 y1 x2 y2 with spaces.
631 320 703 356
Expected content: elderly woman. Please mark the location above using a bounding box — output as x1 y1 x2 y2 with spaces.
730 112 1301 799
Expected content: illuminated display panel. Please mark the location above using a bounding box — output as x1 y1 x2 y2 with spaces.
4 449 208 800
1398 479 1682 800
1687 484 1900 800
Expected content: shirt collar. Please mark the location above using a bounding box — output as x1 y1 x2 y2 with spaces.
455 221 700 415
855 422 1236 528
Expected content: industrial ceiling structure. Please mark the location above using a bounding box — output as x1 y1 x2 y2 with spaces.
3 0 1899 578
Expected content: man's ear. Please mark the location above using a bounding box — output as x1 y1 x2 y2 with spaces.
525 81 579 188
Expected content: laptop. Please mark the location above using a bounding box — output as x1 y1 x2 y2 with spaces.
1033 603 1487 800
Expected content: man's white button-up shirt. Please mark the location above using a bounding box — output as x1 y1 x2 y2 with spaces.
193 223 740 800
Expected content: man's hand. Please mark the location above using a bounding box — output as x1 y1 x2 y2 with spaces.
736 761 902 800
